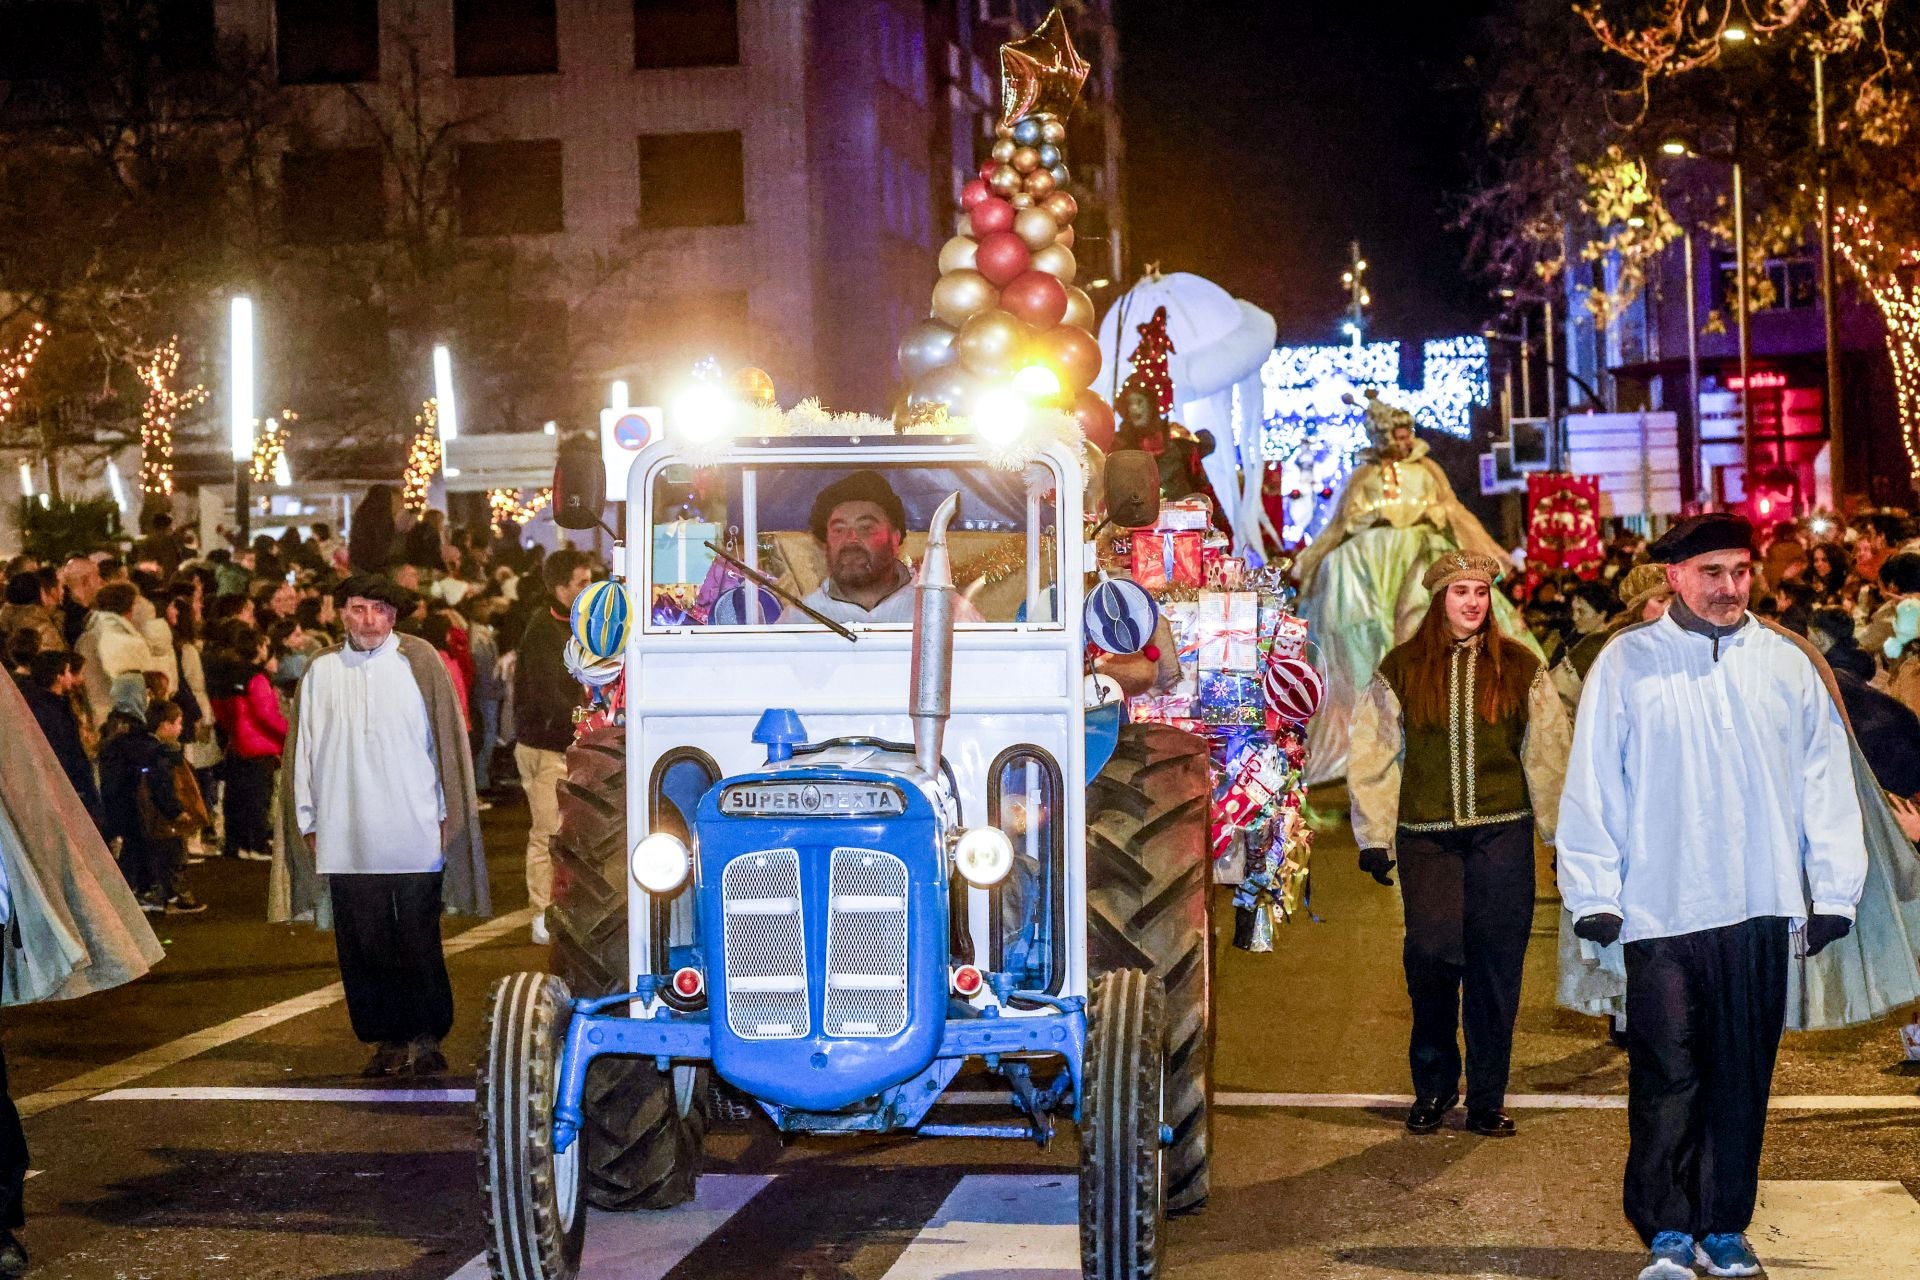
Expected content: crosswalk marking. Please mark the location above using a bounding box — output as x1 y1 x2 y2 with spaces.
443 1172 771 1280
92 1086 475 1104
878 1175 1078 1280
1755 1181 1920 1279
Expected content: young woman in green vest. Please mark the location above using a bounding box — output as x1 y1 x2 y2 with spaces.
1347 551 1572 1137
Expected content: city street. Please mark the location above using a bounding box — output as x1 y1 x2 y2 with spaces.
5 793 1917 1279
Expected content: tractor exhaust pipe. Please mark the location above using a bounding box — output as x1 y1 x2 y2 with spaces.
910 492 960 778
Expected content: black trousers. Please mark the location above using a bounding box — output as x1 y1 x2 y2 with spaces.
329 872 455 1047
1623 916 1789 1245
0 1038 25 1229
222 756 276 856
1397 818 1536 1112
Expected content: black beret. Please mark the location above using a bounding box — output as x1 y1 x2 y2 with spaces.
334 572 417 612
808 469 907 542
1648 512 1753 565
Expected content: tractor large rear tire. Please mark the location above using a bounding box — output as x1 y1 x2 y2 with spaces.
1078 968 1168 1280
552 726 708 1210
478 972 585 1280
1086 721 1213 1213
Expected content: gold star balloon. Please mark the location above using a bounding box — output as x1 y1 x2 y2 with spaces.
999 7 1090 126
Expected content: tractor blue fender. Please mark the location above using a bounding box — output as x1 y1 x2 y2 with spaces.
1084 699 1122 784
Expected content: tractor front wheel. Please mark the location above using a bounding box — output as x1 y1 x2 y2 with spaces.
1078 967 1168 1280
477 971 585 1280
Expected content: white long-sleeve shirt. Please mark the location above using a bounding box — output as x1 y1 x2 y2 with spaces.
292 633 445 876
1557 610 1867 944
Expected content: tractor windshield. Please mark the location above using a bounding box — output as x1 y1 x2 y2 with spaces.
644 457 1064 630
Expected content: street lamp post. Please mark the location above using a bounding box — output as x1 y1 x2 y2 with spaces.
1731 124 1754 491
1813 49 1846 508
229 297 256 544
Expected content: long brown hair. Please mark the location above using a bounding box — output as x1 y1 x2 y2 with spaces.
1397 593 1535 730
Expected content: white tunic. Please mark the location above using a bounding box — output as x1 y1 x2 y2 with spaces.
1557 611 1867 944
292 633 445 876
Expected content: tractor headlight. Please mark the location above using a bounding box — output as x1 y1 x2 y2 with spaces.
630 832 691 895
953 826 1015 887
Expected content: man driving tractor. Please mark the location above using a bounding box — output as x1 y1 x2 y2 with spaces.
781 470 984 625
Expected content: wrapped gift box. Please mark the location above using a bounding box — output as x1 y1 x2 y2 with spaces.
1131 529 1203 590
1195 591 1259 674
1160 598 1200 698
653 520 720 586
1155 496 1215 532
1199 671 1263 726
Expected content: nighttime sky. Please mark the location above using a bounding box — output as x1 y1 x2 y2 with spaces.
1116 0 1500 345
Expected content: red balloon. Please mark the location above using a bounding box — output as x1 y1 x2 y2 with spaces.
969 196 1016 238
1073 388 1116 451
974 231 1032 287
1000 270 1069 328
1035 322 1102 388
960 178 992 210
977 157 998 183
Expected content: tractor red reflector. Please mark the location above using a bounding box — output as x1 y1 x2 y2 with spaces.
951 965 983 997
672 967 705 998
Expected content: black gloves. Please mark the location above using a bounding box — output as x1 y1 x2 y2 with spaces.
1358 847 1395 886
1573 913 1623 947
1804 914 1852 957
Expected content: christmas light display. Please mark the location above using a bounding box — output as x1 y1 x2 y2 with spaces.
488 487 552 529
1837 205 1920 481
403 399 443 512
138 337 209 496
0 321 48 426
250 410 296 485
1120 306 1176 412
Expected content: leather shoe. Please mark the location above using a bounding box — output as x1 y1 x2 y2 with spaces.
361 1042 409 1078
1404 1092 1458 1134
1465 1108 1517 1137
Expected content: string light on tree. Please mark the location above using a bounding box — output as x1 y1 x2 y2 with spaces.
138 337 209 496
1124 306 1176 413
0 321 48 426
488 487 553 529
250 409 296 485
1837 205 1920 480
403 399 443 512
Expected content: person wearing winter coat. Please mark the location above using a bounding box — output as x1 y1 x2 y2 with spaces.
100 695 205 914
0 570 63 654
15 651 101 833
207 626 286 862
75 582 159 728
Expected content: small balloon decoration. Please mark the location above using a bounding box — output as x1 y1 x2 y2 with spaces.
569 579 630 659
1085 577 1160 656
1263 655 1325 724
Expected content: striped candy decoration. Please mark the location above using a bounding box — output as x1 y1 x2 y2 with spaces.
1263 654 1324 723
570 579 631 659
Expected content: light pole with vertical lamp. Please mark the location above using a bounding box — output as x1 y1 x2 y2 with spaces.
229 296 255 544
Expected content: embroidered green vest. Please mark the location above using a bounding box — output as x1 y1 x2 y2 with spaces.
1377 637 1538 831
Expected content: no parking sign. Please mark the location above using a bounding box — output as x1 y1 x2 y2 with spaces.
600 405 664 501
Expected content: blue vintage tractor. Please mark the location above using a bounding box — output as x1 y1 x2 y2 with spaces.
477 437 1213 1280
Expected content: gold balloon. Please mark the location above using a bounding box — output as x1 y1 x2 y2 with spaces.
1011 193 1034 208
1031 242 1077 285
989 165 1021 197
1013 206 1060 251
990 138 1016 164
1056 223 1075 250
1042 191 1078 226
1062 284 1095 331
1024 168 1056 198
931 269 996 328
955 210 974 236
999 8 1090 125
955 308 1031 379
1011 146 1042 174
995 121 1014 140
730 366 776 407
1041 118 1067 146
938 234 979 275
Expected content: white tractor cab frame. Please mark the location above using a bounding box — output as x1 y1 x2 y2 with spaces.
479 432 1212 1280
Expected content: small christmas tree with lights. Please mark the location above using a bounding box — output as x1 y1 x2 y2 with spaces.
1121 305 1175 413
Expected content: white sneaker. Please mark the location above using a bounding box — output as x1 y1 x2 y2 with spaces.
531 915 550 946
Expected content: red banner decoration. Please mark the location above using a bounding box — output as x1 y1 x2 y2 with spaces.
1526 473 1604 576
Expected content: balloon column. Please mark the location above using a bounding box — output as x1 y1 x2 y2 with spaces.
897 9 1113 450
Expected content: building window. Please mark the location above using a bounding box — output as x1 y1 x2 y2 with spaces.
454 0 559 77
879 146 929 244
637 132 745 228
875 5 925 102
281 149 384 244
0 1 101 80
276 0 379 85
458 140 565 236
633 0 739 70
1714 253 1819 313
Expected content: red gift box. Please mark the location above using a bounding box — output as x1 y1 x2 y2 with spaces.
1131 529 1204 590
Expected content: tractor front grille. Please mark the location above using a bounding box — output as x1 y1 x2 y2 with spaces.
823 848 909 1038
721 849 808 1039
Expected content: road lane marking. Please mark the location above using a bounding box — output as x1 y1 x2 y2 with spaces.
879 1174 1078 1280
444 1172 771 1280
1755 1180 1920 1279
1213 1091 1920 1110
92 1087 477 1104
17 906 538 1118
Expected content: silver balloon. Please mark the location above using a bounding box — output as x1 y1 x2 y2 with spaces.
907 363 980 413
897 318 958 382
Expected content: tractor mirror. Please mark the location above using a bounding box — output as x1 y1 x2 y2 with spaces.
1103 449 1160 530
552 444 606 530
